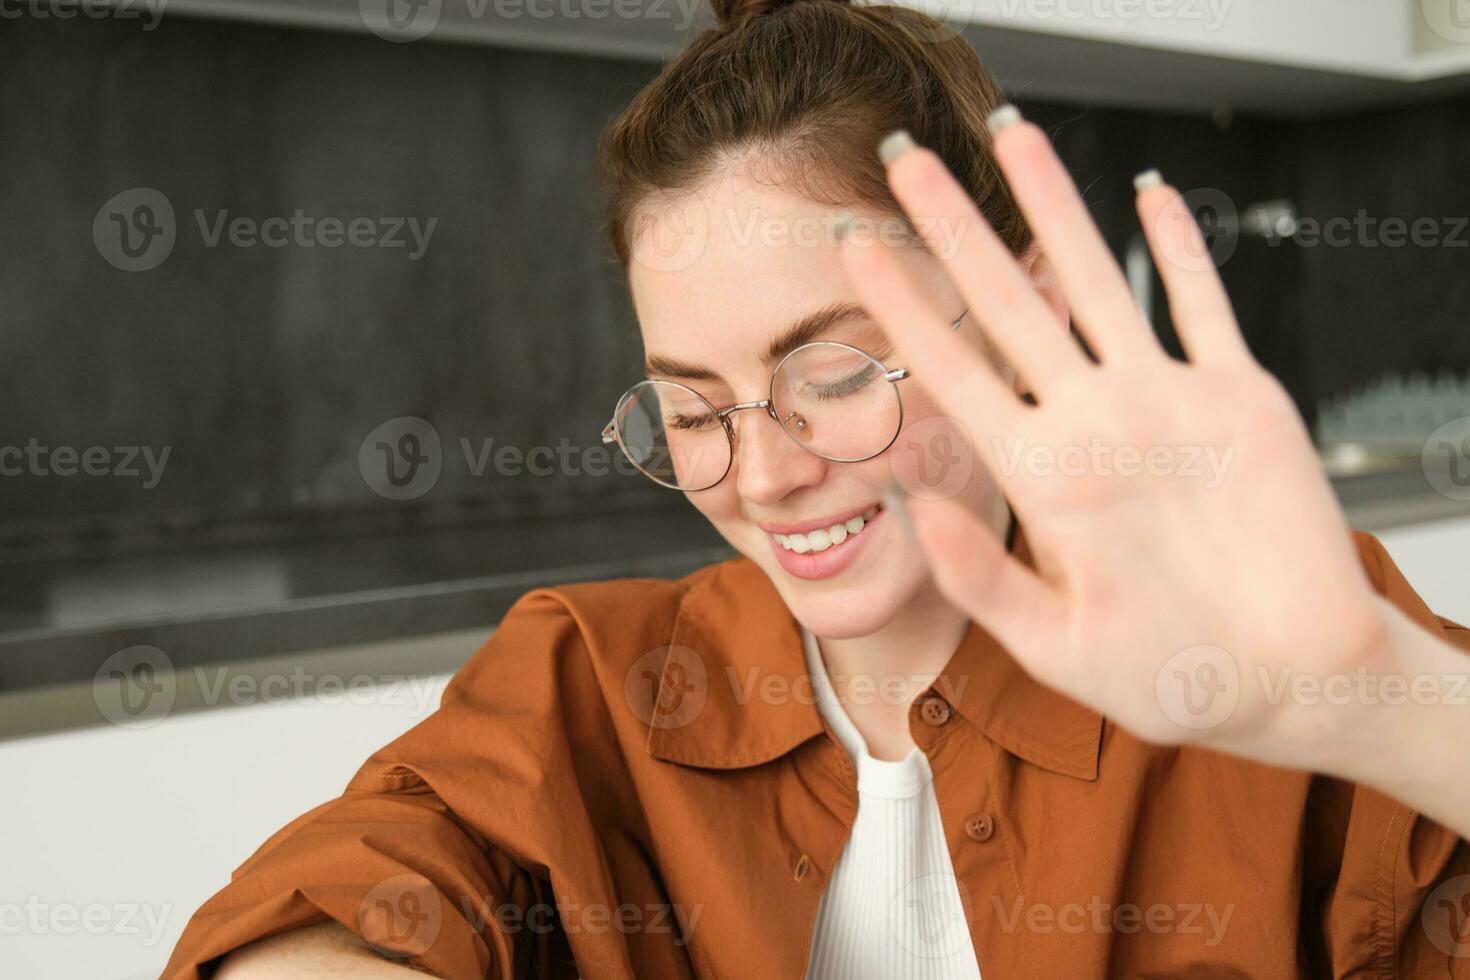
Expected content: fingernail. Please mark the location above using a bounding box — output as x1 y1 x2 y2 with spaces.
1133 168 1163 192
880 479 915 542
986 104 1022 134
832 210 853 243
878 129 916 166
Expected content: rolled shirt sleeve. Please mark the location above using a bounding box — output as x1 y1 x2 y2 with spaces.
160 589 623 980
1317 531 1470 976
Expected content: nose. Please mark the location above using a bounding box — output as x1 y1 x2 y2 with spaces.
730 403 827 506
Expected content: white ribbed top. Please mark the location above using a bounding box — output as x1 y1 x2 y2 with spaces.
801 625 983 980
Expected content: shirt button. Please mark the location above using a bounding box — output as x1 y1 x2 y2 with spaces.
917 695 952 726
793 854 811 881
965 813 995 842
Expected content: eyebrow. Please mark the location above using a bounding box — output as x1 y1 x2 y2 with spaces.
643 300 870 382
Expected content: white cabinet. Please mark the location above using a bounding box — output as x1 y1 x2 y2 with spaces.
166 0 1470 114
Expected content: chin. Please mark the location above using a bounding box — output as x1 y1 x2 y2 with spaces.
746 540 930 640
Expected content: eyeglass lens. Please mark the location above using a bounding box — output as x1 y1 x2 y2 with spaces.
612 343 901 490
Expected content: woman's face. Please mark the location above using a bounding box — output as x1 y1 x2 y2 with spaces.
626 168 1017 640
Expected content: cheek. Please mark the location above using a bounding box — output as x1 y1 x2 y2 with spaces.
890 387 1006 516
684 484 744 527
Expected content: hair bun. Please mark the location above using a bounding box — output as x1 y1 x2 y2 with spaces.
709 0 850 29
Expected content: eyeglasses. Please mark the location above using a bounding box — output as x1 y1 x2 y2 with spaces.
601 308 969 491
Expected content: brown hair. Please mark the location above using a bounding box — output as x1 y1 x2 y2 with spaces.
595 0 1029 271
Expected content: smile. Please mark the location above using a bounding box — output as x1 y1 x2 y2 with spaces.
772 505 881 554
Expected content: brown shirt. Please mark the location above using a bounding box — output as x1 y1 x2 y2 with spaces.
162 528 1470 979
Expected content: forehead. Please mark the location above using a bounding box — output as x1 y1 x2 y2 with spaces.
626 172 855 363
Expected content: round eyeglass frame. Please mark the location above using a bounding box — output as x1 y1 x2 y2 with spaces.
601 308 969 491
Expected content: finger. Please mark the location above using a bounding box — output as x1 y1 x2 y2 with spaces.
836 222 1024 474
902 492 1065 668
878 137 1092 396
1133 173 1254 365
987 108 1164 364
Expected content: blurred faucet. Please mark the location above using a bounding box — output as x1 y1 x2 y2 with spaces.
1126 198 1298 327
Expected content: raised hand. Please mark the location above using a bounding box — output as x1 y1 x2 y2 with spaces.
835 107 1444 783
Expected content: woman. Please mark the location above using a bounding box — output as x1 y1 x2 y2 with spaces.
164 0 1470 976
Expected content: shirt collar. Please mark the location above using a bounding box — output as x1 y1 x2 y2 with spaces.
645 521 1103 781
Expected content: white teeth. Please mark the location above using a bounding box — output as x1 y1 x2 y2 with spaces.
774 505 883 554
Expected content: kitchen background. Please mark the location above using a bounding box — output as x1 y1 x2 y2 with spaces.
2 1 1468 977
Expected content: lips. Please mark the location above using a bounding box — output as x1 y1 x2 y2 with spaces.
756 502 883 538
761 503 887 581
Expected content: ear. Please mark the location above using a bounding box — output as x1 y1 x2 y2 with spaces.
1009 242 1070 402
